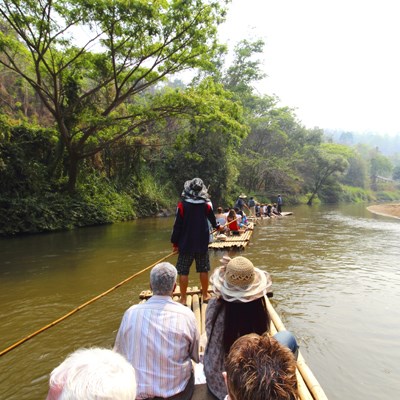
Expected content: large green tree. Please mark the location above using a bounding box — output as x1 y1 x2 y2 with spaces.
299 143 351 205
165 78 246 205
0 0 229 191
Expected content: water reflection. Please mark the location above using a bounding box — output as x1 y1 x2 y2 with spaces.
0 204 400 399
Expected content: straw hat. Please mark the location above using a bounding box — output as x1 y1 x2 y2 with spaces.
210 256 272 302
239 193 247 199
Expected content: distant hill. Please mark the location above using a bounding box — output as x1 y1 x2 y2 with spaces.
325 129 400 157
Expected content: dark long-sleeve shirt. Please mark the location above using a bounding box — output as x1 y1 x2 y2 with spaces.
171 200 218 254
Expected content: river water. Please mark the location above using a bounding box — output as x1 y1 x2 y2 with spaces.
0 204 399 400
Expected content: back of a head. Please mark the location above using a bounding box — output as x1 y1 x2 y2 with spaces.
47 347 136 400
225 334 298 400
150 262 177 295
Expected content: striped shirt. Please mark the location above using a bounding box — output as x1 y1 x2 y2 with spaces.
114 295 199 399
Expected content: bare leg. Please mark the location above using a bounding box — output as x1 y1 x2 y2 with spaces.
179 274 188 305
200 272 211 302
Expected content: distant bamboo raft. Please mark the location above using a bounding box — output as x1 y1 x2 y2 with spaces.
208 222 254 250
248 211 294 223
139 287 328 400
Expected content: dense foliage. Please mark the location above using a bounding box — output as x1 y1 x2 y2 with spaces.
0 1 399 236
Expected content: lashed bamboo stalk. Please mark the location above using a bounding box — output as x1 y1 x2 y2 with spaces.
265 296 328 400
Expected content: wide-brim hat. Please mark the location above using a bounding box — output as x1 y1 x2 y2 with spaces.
181 177 209 201
239 193 247 199
210 256 272 302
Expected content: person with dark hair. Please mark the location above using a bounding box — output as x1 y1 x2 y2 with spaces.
203 256 298 400
277 194 283 213
223 333 299 400
114 262 199 400
226 209 240 235
203 256 272 399
234 194 247 211
248 196 256 216
171 178 222 304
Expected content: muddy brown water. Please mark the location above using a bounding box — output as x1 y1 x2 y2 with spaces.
0 204 399 399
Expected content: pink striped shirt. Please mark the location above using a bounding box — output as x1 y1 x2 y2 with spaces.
114 295 199 399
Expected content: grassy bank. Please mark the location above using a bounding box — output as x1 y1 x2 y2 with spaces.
0 175 175 236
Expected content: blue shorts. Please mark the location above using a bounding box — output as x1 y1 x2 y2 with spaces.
175 252 210 275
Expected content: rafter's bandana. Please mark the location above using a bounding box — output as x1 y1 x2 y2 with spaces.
181 178 210 203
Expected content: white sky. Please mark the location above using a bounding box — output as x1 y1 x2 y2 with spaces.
219 0 400 136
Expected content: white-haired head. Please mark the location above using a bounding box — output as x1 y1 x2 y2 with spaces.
47 347 136 400
150 262 177 295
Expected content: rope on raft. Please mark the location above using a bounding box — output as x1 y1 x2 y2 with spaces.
0 251 177 358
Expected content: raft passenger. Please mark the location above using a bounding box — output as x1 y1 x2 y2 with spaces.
203 256 298 400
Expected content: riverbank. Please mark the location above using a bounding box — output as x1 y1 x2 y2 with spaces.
367 203 400 219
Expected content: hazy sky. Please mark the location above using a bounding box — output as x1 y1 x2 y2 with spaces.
219 0 400 135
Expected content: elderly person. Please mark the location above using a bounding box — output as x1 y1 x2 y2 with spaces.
223 333 298 400
203 256 298 400
114 262 199 400
171 177 222 304
46 347 137 400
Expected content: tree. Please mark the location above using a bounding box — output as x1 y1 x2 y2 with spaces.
393 165 400 181
222 39 266 98
340 152 368 188
165 78 247 205
0 0 229 191
299 143 351 205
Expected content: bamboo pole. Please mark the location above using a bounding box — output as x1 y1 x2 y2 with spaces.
268 313 313 400
192 293 201 335
296 370 315 400
201 302 207 336
0 251 177 358
265 296 328 400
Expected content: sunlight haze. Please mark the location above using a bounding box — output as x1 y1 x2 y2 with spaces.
219 0 400 136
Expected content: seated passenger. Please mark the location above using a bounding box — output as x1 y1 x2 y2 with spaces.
239 213 248 227
114 262 199 400
233 207 243 221
262 204 268 216
272 203 281 216
215 207 227 230
223 333 299 400
203 256 298 400
226 209 240 235
46 347 137 400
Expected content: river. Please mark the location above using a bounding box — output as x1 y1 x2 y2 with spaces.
0 204 399 400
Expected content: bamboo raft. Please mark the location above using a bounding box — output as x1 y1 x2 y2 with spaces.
248 211 294 222
208 222 254 250
139 287 328 400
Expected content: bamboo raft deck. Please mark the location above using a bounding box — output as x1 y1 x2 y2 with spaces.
208 222 254 250
139 287 328 400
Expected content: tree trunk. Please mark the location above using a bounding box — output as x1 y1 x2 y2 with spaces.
66 157 79 193
47 139 65 179
307 192 316 206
